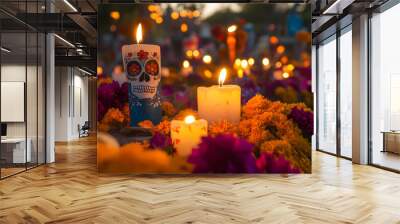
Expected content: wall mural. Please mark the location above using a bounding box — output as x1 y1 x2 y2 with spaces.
97 3 312 174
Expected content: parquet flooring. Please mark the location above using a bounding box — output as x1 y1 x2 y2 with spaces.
1 135 400 223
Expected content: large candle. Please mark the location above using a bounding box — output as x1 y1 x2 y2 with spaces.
171 115 208 157
122 23 162 126
197 68 241 123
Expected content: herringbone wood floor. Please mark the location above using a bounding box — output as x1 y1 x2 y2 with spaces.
1 136 400 224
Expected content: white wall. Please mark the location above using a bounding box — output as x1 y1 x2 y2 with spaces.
54 67 89 141
1 63 46 164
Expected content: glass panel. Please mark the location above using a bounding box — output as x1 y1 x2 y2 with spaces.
339 29 352 158
317 37 337 154
38 32 45 165
27 30 38 169
1 30 27 177
371 4 400 171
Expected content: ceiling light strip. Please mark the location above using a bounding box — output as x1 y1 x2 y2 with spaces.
1 47 11 53
54 34 75 48
78 67 93 76
63 0 78 12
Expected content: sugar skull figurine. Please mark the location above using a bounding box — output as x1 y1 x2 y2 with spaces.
122 45 162 126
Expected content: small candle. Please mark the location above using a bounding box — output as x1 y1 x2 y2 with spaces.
197 68 241 123
171 115 208 157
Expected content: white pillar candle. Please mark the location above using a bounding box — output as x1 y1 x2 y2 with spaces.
197 68 241 123
121 23 162 125
171 115 208 157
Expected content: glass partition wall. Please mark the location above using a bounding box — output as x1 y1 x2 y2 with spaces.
339 27 352 159
0 2 46 179
316 25 353 159
370 3 400 171
317 35 337 155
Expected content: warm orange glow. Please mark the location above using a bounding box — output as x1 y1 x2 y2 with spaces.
193 10 201 17
238 69 244 78
248 58 255 66
171 11 179 20
192 50 200 58
234 58 241 67
241 60 248 69
275 61 282 68
282 72 290 79
186 50 193 58
183 60 190 68
204 69 212 78
148 5 157 12
286 64 295 71
97 66 103 75
281 56 288 64
218 68 227 86
181 23 188 32
180 10 188 18
136 23 143 44
184 115 196 124
187 11 193 19
270 36 279 44
150 13 158 20
277 45 285 54
262 57 270 66
304 60 311 67
202 55 212 64
227 25 237 33
110 11 120 20
155 17 163 24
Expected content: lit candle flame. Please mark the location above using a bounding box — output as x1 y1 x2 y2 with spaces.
136 23 143 44
218 68 227 87
184 115 195 124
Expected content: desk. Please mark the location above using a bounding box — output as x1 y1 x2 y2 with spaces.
1 138 31 164
382 131 400 154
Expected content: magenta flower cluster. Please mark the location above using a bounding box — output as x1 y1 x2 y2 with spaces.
97 81 129 121
187 135 300 173
288 107 313 139
256 152 300 173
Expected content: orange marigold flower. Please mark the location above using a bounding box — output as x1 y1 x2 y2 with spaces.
242 94 270 118
161 101 177 117
154 120 171 135
209 120 238 137
97 77 113 86
98 108 127 132
138 120 154 129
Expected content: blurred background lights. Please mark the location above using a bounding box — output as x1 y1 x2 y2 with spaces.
262 57 270 66
181 23 188 32
183 60 190 68
203 55 212 64
110 11 120 20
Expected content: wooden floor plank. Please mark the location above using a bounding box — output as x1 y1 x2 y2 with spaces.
0 136 399 223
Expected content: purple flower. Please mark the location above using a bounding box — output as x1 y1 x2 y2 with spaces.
150 132 172 149
256 152 300 173
97 80 129 121
236 77 261 104
188 135 258 173
288 107 313 139
161 85 174 97
97 101 106 122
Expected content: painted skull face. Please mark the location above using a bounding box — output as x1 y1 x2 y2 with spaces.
122 45 161 100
